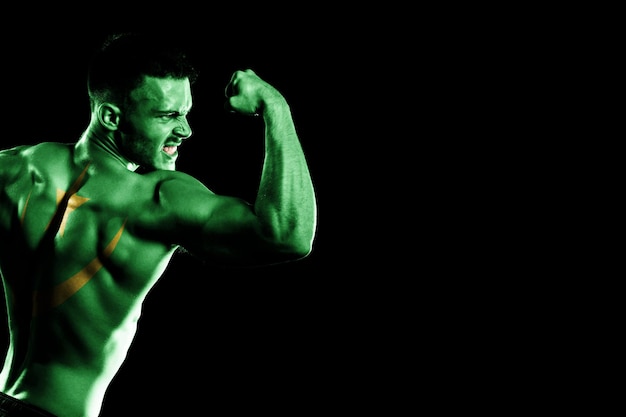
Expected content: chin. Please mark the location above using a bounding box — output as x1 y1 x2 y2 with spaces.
160 162 177 171
153 156 177 171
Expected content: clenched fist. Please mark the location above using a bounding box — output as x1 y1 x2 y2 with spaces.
224 69 284 117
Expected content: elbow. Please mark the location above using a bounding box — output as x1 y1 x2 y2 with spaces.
291 238 314 260
259 212 317 263
271 225 316 262
289 216 317 259
277 231 315 261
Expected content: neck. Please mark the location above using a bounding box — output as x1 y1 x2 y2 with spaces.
74 123 139 172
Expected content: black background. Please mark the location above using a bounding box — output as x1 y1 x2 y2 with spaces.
0 5 567 415
0 9 392 416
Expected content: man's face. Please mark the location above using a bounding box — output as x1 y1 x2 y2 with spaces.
120 76 193 171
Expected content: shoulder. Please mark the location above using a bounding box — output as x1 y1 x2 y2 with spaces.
1 142 72 183
145 170 215 204
0 144 32 181
135 169 242 229
29 142 73 160
122 169 219 239
0 143 31 159
1 142 71 163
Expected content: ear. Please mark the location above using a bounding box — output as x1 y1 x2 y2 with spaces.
97 103 123 131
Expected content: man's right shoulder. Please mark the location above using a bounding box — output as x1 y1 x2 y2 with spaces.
0 142 69 178
0 144 30 156
1 142 67 155
0 145 31 179
1 142 71 159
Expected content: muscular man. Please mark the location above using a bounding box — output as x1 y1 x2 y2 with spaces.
0 32 317 417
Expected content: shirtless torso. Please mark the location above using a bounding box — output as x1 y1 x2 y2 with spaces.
0 142 186 415
0 39 316 416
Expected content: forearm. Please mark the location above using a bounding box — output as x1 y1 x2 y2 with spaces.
255 98 317 256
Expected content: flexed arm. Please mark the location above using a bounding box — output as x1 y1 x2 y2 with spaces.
160 70 317 266
225 69 318 259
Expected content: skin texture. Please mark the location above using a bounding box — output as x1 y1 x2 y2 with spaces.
0 58 317 416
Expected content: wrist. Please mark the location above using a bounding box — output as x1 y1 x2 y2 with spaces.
260 95 288 117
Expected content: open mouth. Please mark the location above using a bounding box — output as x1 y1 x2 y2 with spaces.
163 145 178 156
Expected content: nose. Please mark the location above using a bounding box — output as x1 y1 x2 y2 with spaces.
174 116 192 139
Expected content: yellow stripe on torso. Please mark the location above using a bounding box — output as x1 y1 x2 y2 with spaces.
31 221 126 316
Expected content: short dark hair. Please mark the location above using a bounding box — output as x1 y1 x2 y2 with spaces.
87 32 198 110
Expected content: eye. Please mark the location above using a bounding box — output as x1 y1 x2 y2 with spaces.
158 113 179 121
167 111 190 119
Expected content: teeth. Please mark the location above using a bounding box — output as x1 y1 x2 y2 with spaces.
163 146 177 155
